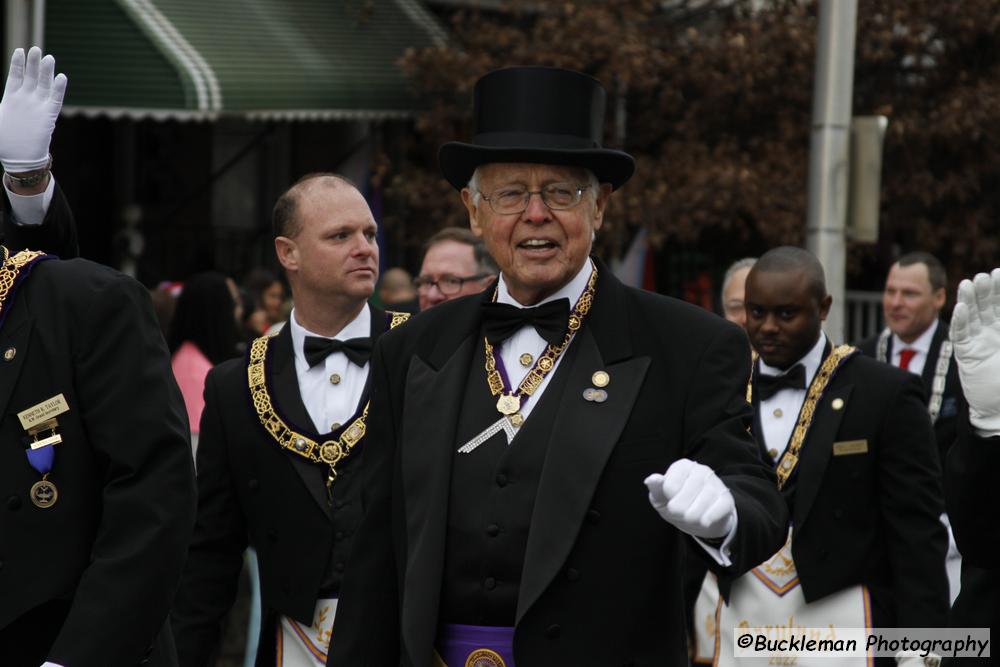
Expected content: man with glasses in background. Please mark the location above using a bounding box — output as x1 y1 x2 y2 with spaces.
414 226 497 310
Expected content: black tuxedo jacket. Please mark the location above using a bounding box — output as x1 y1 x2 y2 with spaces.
946 407 1000 569
857 321 962 463
748 350 949 628
0 257 195 666
329 264 788 666
944 407 1000 652
171 307 391 666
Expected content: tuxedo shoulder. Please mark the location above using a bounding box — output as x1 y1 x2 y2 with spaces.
853 333 879 355
378 292 479 346
25 257 150 307
844 351 918 386
206 354 249 387
623 285 747 341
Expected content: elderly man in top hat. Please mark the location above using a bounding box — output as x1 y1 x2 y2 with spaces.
329 67 786 667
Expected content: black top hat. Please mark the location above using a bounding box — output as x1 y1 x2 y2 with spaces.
438 67 635 191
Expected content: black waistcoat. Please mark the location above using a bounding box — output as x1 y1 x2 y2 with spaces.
439 334 579 626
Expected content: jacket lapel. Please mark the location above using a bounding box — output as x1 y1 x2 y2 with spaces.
515 265 650 623
920 320 946 393
792 376 854 529
267 325 331 518
400 295 486 663
0 307 33 428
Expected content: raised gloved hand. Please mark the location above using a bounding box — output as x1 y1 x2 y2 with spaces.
0 46 67 173
644 458 736 539
950 268 1000 433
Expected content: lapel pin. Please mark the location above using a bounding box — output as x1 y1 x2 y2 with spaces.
592 370 610 387
831 398 844 411
4 347 15 361
592 388 608 403
519 353 534 367
583 388 597 401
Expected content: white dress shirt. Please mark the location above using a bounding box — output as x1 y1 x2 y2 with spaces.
890 318 938 377
288 305 371 434
493 258 595 428
758 333 828 462
4 172 54 226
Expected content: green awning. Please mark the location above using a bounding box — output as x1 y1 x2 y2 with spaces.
46 0 448 120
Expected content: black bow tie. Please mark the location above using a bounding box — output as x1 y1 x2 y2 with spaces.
303 336 372 368
481 298 571 346
756 363 806 401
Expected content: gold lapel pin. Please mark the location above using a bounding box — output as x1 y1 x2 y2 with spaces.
3 347 15 361
519 353 534 367
592 370 610 387
831 398 844 411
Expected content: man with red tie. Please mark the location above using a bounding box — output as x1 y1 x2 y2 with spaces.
857 252 962 463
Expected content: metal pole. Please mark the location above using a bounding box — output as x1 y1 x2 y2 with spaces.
806 0 857 345
32 0 46 51
5 0 32 61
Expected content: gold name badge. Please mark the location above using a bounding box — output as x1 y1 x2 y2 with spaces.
18 394 70 431
833 439 868 456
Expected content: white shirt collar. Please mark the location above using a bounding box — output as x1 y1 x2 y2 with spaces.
759 331 827 387
495 258 595 309
288 303 372 367
891 318 938 356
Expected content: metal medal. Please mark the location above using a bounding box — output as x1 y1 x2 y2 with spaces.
30 479 58 508
496 394 521 415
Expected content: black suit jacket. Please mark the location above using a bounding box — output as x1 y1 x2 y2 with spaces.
171 307 391 666
945 407 1000 569
751 350 949 627
0 256 195 666
857 321 962 463
1 180 79 259
329 263 788 666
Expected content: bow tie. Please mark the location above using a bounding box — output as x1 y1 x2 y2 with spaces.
481 298 571 347
303 336 372 368
756 363 806 401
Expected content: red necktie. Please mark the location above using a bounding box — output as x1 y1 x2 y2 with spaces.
898 348 917 371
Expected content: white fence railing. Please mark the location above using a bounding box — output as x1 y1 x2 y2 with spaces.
844 290 883 343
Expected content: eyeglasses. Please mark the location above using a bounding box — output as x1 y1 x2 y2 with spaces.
479 182 590 215
413 273 491 295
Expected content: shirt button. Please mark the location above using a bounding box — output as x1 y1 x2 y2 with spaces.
329 373 341 385
484 577 497 591
486 524 500 537
768 449 778 460
495 473 508 488
773 408 783 418
330 422 341 431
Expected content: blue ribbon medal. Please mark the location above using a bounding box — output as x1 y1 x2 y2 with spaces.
25 420 61 508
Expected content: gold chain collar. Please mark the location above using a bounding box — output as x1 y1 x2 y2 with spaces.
0 247 49 321
483 266 598 424
246 310 410 496
774 344 857 490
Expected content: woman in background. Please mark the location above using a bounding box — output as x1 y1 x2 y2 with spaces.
168 271 242 456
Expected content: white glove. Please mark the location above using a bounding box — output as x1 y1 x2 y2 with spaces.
950 268 1000 433
0 46 67 172
644 458 736 539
